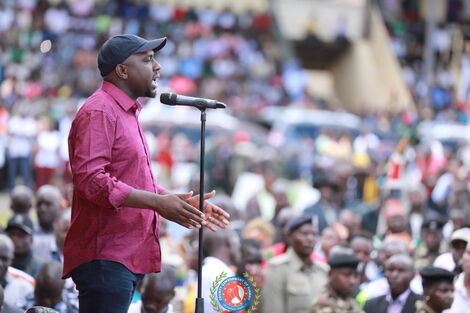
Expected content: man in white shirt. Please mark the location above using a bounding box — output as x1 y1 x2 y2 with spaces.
364 254 422 313
448 242 470 313
201 228 240 313
0 234 35 307
6 112 37 191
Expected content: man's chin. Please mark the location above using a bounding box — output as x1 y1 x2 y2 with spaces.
145 89 157 98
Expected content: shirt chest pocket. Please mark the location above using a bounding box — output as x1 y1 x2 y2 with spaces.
112 123 148 162
287 271 311 296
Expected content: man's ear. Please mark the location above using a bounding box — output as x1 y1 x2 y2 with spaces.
115 64 128 79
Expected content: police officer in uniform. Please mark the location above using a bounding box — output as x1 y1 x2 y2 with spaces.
415 266 454 313
414 213 446 272
262 215 328 313
311 253 364 313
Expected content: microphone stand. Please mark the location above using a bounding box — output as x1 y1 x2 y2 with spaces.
195 108 206 313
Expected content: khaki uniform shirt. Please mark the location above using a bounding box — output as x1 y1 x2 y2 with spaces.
311 287 364 313
262 248 328 313
413 245 440 272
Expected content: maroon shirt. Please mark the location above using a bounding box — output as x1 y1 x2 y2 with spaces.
63 81 165 278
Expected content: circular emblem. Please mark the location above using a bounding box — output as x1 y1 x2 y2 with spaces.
217 276 253 311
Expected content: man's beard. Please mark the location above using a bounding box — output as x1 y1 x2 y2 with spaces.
145 88 157 98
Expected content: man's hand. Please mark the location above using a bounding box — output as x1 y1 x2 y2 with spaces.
185 190 230 232
155 192 208 229
123 189 230 231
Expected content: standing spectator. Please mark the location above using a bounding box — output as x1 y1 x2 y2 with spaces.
236 238 264 293
262 215 328 313
128 264 178 313
415 266 454 313
359 239 412 301
6 214 42 277
364 254 421 313
350 233 378 285
448 242 470 313
201 228 240 313
311 253 363 313
34 118 61 189
304 176 341 232
6 111 36 191
0 104 9 190
33 185 63 262
414 213 446 272
433 227 470 274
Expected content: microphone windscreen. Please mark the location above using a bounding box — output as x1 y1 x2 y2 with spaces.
160 93 175 105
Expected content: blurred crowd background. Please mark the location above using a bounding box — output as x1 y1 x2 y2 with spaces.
2 0 470 312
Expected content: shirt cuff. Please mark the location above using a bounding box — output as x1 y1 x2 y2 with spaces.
109 181 133 209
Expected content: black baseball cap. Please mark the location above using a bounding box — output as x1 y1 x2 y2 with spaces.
6 214 34 235
98 34 167 77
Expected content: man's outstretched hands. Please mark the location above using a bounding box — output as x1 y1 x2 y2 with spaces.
183 190 230 232
124 188 230 231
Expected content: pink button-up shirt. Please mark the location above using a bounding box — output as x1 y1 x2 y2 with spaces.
63 81 165 278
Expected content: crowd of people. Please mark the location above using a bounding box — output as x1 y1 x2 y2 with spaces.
2 0 470 313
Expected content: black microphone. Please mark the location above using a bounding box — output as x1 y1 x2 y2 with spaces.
160 93 226 110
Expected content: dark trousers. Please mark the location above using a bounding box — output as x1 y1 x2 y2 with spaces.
71 260 143 313
7 156 32 191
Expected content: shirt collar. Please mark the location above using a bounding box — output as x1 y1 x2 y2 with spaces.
101 80 142 112
386 288 411 305
286 248 315 272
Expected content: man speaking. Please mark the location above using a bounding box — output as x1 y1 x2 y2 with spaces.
63 34 230 313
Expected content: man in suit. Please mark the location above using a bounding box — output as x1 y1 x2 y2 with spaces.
364 254 421 313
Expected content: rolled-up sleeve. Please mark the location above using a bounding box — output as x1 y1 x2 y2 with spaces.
69 110 132 209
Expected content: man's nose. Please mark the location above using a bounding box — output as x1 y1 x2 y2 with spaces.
152 59 161 71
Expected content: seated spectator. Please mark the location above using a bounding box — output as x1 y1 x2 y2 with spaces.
50 209 71 263
128 264 178 313
18 261 78 313
6 214 42 277
0 234 34 307
311 253 362 313
415 266 454 313
33 185 63 262
364 254 421 313
9 185 34 216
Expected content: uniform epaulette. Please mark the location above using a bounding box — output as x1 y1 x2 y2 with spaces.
268 253 290 266
314 260 330 272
